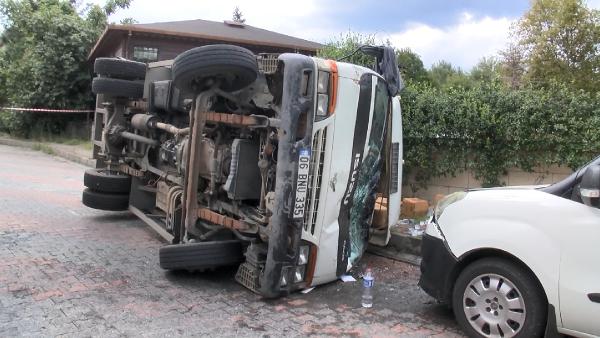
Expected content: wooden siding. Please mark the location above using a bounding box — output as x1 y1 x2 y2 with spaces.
99 31 315 62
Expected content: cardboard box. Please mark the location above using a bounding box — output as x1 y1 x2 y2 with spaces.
372 196 388 230
401 197 429 219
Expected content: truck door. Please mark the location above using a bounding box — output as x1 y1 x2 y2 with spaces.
370 96 402 246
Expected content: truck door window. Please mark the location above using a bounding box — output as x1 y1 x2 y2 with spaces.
346 76 389 265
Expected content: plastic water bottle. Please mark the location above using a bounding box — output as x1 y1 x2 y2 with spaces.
362 268 374 308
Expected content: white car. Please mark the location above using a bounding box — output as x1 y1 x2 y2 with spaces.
419 156 600 338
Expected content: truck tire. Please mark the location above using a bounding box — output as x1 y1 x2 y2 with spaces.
82 188 129 211
94 58 147 80
172 44 258 93
159 240 244 271
84 168 131 194
92 77 144 98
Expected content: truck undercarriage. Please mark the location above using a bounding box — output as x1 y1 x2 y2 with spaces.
83 44 402 298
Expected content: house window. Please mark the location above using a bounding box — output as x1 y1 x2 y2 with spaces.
133 46 158 62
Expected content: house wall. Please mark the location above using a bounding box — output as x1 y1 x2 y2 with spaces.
403 165 573 202
126 35 308 61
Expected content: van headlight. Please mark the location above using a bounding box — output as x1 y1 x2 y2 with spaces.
434 191 468 220
425 220 445 241
427 191 468 241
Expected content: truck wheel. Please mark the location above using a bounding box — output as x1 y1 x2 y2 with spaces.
159 240 244 271
84 168 131 194
82 188 129 211
92 77 144 98
452 258 547 338
94 58 147 80
172 44 258 93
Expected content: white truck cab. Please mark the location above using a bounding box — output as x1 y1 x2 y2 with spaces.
83 45 403 298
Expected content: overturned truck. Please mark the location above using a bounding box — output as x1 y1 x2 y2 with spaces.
83 44 403 298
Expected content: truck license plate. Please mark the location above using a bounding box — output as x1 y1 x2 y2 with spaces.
293 149 311 219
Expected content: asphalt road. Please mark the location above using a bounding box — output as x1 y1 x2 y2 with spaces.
0 144 463 337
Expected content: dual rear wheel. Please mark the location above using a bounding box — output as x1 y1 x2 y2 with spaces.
92 58 146 98
82 168 130 211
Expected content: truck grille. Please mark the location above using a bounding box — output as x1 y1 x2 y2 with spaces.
257 53 279 74
303 127 327 235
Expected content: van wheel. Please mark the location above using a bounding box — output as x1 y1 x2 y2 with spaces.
452 258 547 338
92 77 144 98
82 188 129 211
171 44 259 93
159 240 244 271
84 168 131 194
94 58 147 80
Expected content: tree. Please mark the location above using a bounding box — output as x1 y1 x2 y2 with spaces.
428 61 472 89
470 57 502 84
103 0 132 16
396 48 429 84
120 17 137 24
232 6 245 23
317 31 378 68
0 0 132 136
499 43 526 89
515 0 600 92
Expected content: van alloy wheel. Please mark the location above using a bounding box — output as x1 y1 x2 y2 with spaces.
462 273 526 338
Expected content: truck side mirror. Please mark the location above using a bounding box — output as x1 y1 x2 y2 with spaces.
580 165 600 208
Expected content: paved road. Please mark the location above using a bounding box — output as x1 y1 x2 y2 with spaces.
0 144 463 337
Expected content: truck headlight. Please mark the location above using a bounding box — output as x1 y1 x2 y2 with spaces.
314 61 338 121
317 70 329 93
294 266 306 283
316 94 329 117
298 245 310 265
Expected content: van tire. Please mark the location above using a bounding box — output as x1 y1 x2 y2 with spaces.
172 44 258 93
452 258 547 338
92 77 144 98
159 240 244 271
94 58 147 80
84 168 131 194
82 188 129 211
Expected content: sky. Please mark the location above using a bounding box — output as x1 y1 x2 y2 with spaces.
94 0 600 71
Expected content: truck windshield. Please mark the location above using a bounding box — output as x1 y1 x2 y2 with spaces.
347 76 389 266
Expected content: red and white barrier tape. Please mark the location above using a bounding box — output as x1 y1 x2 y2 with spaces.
0 107 94 113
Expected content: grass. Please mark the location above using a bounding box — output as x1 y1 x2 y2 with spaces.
80 141 93 151
1 131 92 154
31 143 56 155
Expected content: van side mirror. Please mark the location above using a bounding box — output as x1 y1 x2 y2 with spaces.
580 165 600 208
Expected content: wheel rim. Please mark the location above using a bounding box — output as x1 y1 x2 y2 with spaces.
462 273 526 337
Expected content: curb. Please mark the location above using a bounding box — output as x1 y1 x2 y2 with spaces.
368 235 422 266
367 229 423 266
0 137 94 168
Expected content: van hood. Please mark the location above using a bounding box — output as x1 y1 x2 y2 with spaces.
468 184 550 192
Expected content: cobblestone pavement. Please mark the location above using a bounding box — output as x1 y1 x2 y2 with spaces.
0 144 464 337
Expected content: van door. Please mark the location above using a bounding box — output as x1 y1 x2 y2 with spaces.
559 203 600 336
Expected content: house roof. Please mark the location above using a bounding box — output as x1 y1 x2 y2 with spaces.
88 18 323 60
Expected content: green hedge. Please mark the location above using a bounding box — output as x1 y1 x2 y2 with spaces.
402 81 600 189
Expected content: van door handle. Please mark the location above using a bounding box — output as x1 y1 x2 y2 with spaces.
589 293 600 303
